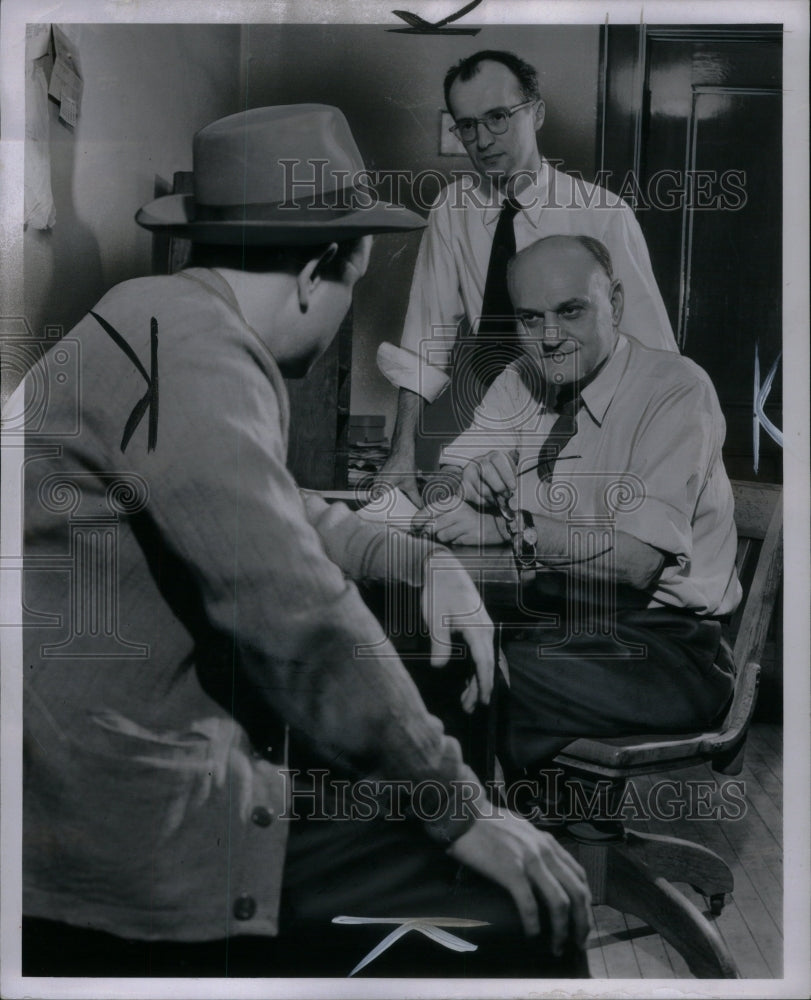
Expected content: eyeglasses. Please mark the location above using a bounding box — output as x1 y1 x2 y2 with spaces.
449 101 536 144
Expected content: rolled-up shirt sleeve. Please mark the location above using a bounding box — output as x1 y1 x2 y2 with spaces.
140 342 484 843
377 198 465 402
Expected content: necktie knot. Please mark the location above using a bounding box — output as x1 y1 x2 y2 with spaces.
500 196 521 220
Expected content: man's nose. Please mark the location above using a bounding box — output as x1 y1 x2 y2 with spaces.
542 319 562 344
475 122 495 149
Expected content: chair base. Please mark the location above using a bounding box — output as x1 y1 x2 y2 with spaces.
567 830 739 978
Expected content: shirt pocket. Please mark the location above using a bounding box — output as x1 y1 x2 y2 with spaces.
86 709 250 837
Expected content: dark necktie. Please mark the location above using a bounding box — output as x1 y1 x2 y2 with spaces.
533 345 615 479
535 390 581 481
468 198 522 386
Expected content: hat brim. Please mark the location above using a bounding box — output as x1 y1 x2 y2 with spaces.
136 193 426 245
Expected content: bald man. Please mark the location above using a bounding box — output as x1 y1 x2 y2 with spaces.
414 234 741 788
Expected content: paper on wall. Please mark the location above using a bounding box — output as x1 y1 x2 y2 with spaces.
49 25 83 125
24 24 56 229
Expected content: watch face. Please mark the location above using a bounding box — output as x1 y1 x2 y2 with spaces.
522 527 538 546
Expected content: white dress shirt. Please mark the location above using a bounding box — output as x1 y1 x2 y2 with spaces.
378 161 677 402
441 334 740 617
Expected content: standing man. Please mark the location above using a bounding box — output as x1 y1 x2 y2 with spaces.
377 50 675 504
18 106 592 979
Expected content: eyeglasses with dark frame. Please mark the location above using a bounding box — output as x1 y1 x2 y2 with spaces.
449 100 537 144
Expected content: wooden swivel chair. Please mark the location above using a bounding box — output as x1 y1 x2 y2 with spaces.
549 481 783 978
319 480 782 977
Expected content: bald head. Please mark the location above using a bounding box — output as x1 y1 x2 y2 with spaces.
510 234 614 292
507 235 624 388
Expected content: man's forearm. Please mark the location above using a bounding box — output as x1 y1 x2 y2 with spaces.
389 387 425 459
302 490 445 587
529 514 665 591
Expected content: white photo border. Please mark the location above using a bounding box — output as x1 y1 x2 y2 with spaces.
1 2 808 998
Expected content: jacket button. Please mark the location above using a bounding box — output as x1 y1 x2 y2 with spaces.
251 806 273 827
233 894 257 921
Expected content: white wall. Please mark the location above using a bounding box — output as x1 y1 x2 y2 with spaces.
24 23 242 341
23 23 601 438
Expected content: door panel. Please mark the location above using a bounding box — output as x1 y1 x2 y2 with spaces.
601 27 783 482
684 87 781 480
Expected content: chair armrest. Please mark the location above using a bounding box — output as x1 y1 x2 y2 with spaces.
700 660 761 758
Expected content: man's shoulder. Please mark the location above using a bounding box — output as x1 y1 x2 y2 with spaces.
90 272 239 338
428 175 498 218
622 335 718 398
77 271 271 380
546 164 628 212
93 273 178 306
63 276 176 348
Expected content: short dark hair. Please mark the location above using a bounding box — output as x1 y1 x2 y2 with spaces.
188 238 363 280
572 235 614 282
444 50 541 114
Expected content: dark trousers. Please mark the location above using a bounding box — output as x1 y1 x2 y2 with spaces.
23 798 589 978
358 579 734 780
501 600 735 771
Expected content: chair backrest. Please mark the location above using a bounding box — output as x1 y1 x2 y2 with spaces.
551 480 783 777
728 481 783 670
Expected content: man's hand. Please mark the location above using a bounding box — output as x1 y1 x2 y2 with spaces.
412 499 505 547
374 449 424 508
447 808 593 951
419 550 494 713
461 450 518 507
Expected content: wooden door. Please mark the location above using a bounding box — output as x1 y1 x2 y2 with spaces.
600 26 782 482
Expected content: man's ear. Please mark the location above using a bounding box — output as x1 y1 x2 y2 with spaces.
297 243 339 312
610 278 625 327
533 99 546 131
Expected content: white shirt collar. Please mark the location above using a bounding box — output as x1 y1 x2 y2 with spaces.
482 159 553 228
579 334 631 426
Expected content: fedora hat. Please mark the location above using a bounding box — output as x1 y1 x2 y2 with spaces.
136 105 426 245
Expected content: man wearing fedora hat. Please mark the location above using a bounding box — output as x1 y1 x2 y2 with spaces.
20 105 591 978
